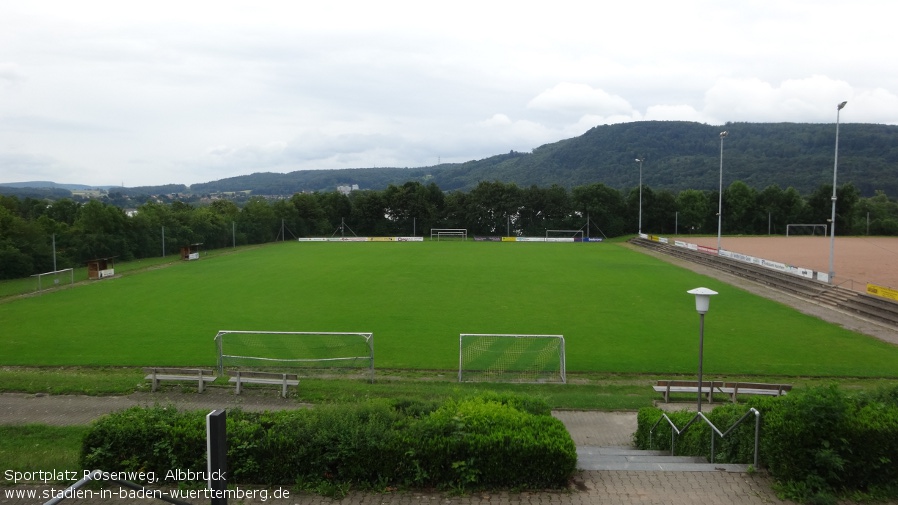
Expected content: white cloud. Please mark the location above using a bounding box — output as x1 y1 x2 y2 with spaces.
0 1 897 186
528 83 633 116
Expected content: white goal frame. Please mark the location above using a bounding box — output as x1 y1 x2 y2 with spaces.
458 333 566 384
786 223 829 237
214 330 374 382
430 228 468 241
31 268 74 294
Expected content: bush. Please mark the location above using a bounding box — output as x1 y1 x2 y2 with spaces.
80 394 575 492
635 385 898 502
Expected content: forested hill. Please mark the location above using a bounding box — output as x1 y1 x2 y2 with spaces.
188 121 898 198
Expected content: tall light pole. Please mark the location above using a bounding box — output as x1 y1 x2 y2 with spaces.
635 158 644 234
828 101 847 284
687 287 718 413
716 131 728 252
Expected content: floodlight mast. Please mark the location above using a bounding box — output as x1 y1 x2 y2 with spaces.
828 101 847 283
717 131 728 253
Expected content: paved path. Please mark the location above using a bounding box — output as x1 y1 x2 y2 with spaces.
0 389 795 505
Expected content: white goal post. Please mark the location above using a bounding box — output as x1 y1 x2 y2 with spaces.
430 228 468 241
458 333 566 384
31 268 74 294
786 224 829 236
215 330 374 382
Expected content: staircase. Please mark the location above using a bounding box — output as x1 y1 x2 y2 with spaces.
577 446 752 472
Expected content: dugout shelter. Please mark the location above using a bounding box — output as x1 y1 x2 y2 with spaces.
86 257 116 280
180 243 203 260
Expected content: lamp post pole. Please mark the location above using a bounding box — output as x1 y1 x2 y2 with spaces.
687 287 718 413
717 131 728 253
828 101 847 284
635 158 644 235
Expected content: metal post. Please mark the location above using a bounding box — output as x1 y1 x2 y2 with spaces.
207 409 228 505
697 312 705 413
717 131 727 252
828 101 847 283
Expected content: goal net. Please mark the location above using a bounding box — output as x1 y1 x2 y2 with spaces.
215 331 374 381
31 268 74 294
458 334 566 383
786 224 828 236
430 228 468 241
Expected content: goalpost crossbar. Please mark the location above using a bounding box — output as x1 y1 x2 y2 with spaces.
430 228 468 241
458 333 566 384
786 224 828 236
31 268 74 293
215 330 374 381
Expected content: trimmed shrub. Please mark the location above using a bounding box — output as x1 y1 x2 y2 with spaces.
635 385 898 502
408 395 575 489
80 394 575 492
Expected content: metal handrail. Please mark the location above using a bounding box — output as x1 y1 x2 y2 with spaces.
649 408 761 467
43 469 192 505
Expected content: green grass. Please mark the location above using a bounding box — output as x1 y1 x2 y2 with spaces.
1 241 896 377
0 425 89 479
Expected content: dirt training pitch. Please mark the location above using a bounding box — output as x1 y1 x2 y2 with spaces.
683 236 898 290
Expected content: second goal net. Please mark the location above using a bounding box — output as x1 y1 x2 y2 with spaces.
215 330 374 381
458 333 566 383
786 224 828 236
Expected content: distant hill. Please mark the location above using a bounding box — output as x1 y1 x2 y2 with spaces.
188 121 898 197
5 121 897 199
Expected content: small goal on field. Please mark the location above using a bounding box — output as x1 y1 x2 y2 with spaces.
31 268 74 294
215 330 374 382
458 333 566 383
430 228 468 241
786 224 828 236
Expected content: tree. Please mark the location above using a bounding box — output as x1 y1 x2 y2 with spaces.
723 181 759 234
676 189 710 234
570 183 627 237
239 197 278 244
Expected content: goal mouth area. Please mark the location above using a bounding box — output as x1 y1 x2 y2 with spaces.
458 333 566 384
214 330 374 381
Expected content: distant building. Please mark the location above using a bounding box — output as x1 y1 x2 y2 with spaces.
337 184 360 195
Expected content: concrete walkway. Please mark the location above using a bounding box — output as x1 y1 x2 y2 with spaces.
0 388 796 505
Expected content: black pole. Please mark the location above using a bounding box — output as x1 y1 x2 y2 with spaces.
207 409 228 505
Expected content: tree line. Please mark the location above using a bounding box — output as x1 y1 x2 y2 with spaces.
2 180 897 280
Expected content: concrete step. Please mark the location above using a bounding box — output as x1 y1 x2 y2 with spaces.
577 446 753 472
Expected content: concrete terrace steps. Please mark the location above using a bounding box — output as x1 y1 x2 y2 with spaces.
577 446 753 473
629 237 898 328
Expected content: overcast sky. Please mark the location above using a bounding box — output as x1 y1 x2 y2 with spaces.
1 1 896 188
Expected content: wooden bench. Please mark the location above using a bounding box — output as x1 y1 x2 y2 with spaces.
228 371 299 398
144 367 216 393
653 380 723 403
720 382 791 402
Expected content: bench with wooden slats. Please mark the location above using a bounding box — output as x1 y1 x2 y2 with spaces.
228 370 299 398
144 367 216 393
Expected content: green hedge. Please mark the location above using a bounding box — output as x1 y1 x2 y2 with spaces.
81 393 575 492
635 384 898 502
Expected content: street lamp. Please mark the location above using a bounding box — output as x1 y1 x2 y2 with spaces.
687 287 718 412
635 158 644 234
828 101 847 284
717 131 728 253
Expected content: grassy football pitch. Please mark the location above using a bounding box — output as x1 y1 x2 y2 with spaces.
1 240 896 377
